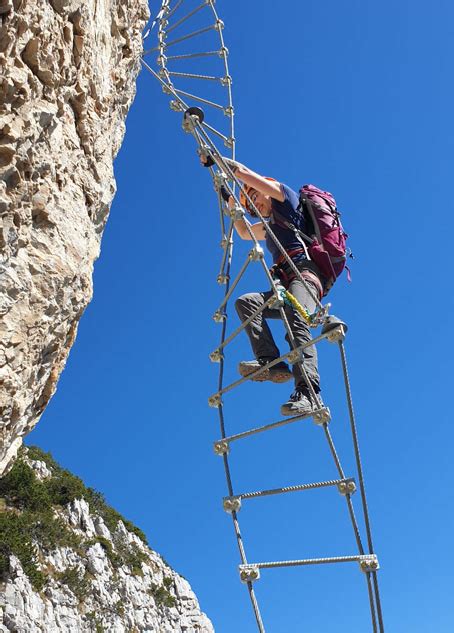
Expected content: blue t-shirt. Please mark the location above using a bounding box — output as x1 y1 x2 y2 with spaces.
266 184 308 265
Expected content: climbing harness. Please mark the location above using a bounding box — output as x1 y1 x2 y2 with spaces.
143 3 385 631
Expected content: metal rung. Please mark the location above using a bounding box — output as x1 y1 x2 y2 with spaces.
215 329 341 398
239 554 379 572
224 477 356 507
165 1 210 35
210 296 276 355
165 24 218 49
213 408 330 449
202 120 232 144
166 50 222 60
174 88 224 110
167 70 220 81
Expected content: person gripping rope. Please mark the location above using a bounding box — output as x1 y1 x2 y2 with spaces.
202 154 326 417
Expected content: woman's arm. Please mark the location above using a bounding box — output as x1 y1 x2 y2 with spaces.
225 159 284 202
234 217 267 241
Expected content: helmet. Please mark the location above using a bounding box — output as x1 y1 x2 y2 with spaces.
239 177 277 216
239 184 255 214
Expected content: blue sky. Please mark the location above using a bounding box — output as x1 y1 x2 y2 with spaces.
28 1 454 631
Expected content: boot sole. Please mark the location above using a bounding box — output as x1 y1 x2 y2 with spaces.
238 366 292 383
280 404 315 417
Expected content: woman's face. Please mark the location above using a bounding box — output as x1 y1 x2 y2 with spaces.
249 189 272 216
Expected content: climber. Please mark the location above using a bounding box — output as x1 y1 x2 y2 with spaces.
202 154 325 417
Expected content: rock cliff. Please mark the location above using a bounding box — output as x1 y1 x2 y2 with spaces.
0 447 214 632
0 0 149 474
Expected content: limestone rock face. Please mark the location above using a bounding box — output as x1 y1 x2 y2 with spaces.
0 450 214 632
0 0 149 474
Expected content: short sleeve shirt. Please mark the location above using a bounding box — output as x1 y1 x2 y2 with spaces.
266 184 308 265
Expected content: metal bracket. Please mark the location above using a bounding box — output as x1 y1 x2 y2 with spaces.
269 294 284 309
213 440 230 456
223 496 241 514
217 273 229 285
223 105 234 117
224 136 235 149
220 237 233 249
213 310 226 323
337 478 357 496
182 118 194 133
358 555 380 573
321 315 348 343
326 325 346 343
169 100 183 112
157 54 167 67
287 349 301 365
218 46 229 57
239 565 260 584
213 171 227 191
313 407 331 426
226 204 244 221
197 144 211 161
162 83 173 95
209 349 224 363
215 19 225 31
220 75 232 87
249 245 264 261
208 394 222 408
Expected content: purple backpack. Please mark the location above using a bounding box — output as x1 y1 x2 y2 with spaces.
273 184 350 295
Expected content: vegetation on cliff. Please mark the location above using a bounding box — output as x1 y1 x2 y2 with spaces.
0 446 168 598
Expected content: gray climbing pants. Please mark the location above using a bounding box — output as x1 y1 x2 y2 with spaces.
235 278 321 391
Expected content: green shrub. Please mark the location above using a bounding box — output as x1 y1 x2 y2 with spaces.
85 612 104 632
114 538 148 576
0 512 45 591
25 446 59 471
56 566 91 601
24 446 148 545
0 446 154 593
86 490 147 544
45 470 87 507
163 576 173 590
86 535 148 576
149 582 177 608
27 509 81 551
0 461 51 512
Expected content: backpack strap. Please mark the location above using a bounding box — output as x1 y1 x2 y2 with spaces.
271 208 313 260
271 208 313 245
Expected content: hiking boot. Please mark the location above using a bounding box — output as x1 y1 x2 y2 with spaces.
280 386 322 417
238 358 293 383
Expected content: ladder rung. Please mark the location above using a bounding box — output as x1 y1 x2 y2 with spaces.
211 328 343 400
213 408 330 454
225 477 356 505
240 554 379 572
